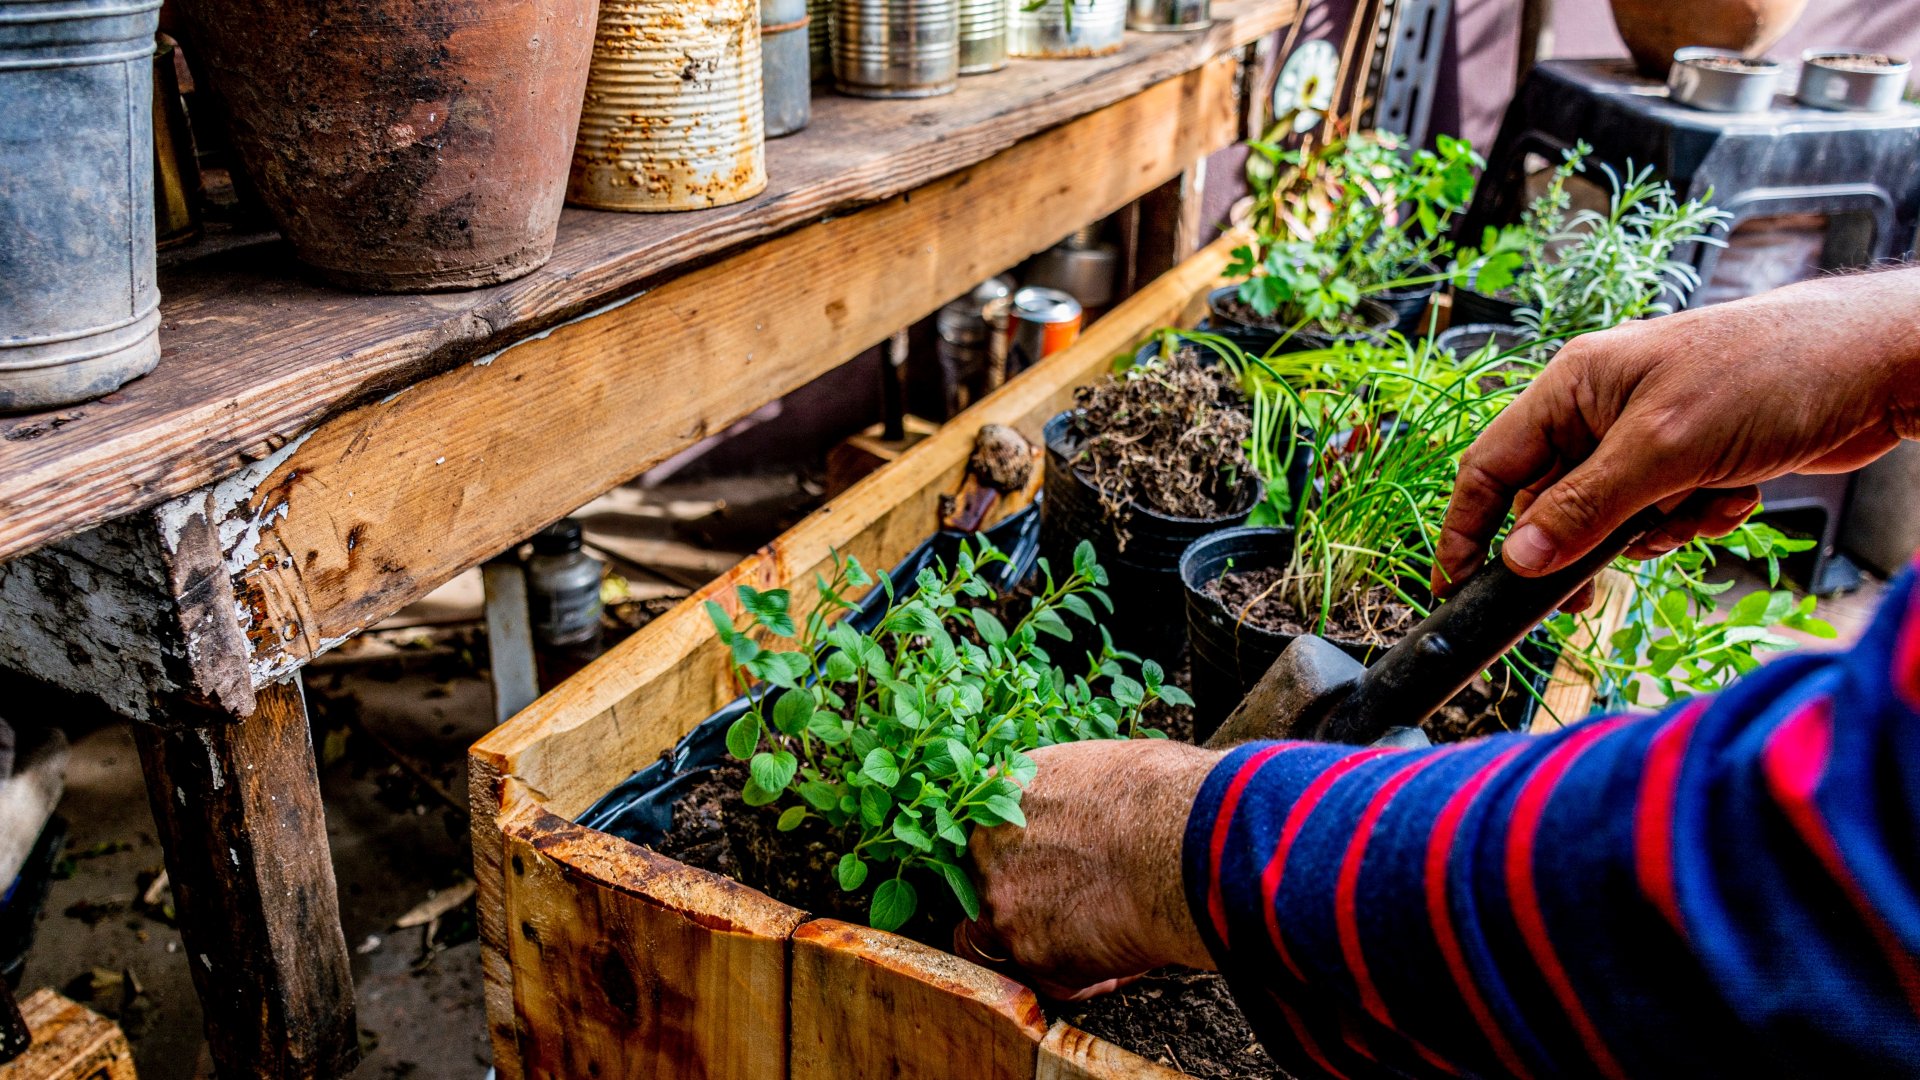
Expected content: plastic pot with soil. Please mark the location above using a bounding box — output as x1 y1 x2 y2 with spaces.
1039 354 1265 664
1446 274 1524 330
1205 286 1395 357
1371 261 1443 337
1180 526 1555 744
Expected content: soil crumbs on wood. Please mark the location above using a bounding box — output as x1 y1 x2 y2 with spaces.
1068 970 1284 1079
1071 352 1252 532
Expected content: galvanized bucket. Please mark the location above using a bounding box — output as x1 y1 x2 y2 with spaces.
1127 0 1208 32
958 0 1008 74
832 0 959 99
809 0 832 79
570 0 769 212
1009 0 1127 57
0 0 163 411
763 0 811 136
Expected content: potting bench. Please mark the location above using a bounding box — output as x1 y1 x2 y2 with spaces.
0 4 1294 1076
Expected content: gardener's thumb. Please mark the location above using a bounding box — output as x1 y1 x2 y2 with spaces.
1502 449 1664 578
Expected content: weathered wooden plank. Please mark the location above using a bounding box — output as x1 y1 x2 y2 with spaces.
226 57 1243 687
470 235 1234 1079
1037 1022 1190 1080
0 0 1295 565
502 806 805 1080
133 679 358 1080
1534 568 1634 730
0 990 136 1080
790 919 1048 1080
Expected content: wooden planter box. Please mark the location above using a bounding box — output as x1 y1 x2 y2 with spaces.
470 235 1615 1079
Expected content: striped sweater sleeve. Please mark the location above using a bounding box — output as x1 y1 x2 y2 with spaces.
1183 561 1920 1079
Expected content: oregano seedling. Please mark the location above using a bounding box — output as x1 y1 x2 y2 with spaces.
708 535 1187 931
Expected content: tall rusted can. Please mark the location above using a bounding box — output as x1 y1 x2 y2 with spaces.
0 0 163 411
572 0 768 211
1010 0 1127 57
763 0 811 137
958 0 1008 74
808 0 832 78
833 0 959 99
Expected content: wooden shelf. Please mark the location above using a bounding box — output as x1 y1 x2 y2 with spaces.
0 0 1292 566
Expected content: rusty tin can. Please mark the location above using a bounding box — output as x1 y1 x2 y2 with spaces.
762 0 812 136
833 0 959 98
958 0 1009 74
1010 286 1082 375
1010 0 1127 57
571 0 769 212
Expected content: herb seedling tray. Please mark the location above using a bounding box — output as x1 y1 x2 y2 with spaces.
467 235 1621 1080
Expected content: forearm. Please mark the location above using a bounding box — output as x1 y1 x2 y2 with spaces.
1185 561 1920 1078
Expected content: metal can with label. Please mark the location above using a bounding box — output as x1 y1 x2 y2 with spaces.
1009 287 1083 375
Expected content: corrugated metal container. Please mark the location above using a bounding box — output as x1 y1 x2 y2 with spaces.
762 0 811 135
1009 0 1127 57
0 0 163 411
833 0 959 98
570 0 769 212
808 0 832 78
958 0 1008 74
1127 0 1208 31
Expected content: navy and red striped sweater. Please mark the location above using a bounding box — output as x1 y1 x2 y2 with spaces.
1183 560 1920 1078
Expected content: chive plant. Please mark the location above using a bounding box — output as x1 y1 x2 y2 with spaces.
710 537 1187 931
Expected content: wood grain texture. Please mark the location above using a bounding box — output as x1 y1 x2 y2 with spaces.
790 919 1048 1080
0 0 1295 565
226 58 1242 686
1534 568 1634 731
1037 1022 1190 1080
502 808 805 1080
0 990 136 1080
470 235 1237 1078
133 679 358 1080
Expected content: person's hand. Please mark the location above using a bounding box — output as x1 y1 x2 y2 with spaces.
1436 270 1920 602
962 739 1221 1000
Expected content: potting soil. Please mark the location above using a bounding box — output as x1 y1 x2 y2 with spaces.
1069 353 1251 525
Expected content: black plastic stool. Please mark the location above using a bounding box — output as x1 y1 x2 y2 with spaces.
1461 59 1920 595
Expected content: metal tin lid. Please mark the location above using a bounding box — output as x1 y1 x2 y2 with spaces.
1012 286 1082 324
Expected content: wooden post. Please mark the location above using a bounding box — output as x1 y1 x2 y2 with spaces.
483 557 540 724
133 677 360 1080
1133 167 1211 289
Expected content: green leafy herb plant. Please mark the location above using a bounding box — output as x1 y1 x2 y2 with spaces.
708 537 1188 932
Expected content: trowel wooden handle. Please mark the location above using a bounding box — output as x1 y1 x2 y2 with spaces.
1314 504 1671 745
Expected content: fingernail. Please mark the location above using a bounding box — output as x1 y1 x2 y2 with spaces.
1503 524 1556 573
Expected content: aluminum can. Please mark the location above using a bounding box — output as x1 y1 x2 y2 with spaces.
958 0 1008 74
0 0 163 411
1796 49 1913 113
570 0 769 211
1009 0 1126 58
1010 286 1082 375
1127 0 1209 31
934 276 1013 414
809 0 832 78
762 0 812 136
833 0 959 98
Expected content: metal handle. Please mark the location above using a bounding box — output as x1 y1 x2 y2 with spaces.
1315 504 1670 745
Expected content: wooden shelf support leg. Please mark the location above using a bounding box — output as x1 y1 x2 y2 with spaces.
133 677 360 1080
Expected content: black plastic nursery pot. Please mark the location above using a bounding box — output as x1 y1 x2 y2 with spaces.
1447 282 1522 329
1205 287 1396 357
1372 262 1441 338
1436 322 1530 357
1179 526 1556 743
1040 411 1262 664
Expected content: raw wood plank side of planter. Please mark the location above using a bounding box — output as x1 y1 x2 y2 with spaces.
1037 1022 1191 1080
222 58 1242 690
471 234 1239 1079
1535 568 1634 730
790 919 1048 1080
502 806 806 1080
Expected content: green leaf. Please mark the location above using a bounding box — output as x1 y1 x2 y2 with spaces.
970 608 1008 646
1141 659 1164 692
730 632 762 665
798 780 840 810
705 600 735 637
751 750 798 793
1110 675 1144 710
823 651 859 683
933 806 967 847
862 747 901 788
836 853 869 891
808 709 850 745
741 778 781 807
777 805 807 832
933 861 981 921
870 878 918 932
772 689 813 736
1156 685 1194 708
892 815 934 852
1030 609 1073 641
982 793 1026 827
859 785 891 827
1072 540 1097 579
737 585 798 637
725 713 762 760
1059 593 1095 624
1004 750 1037 786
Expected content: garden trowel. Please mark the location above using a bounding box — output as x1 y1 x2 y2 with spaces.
1204 506 1671 750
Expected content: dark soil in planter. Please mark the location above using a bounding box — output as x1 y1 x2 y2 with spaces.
1069 353 1252 527
1203 565 1419 645
1688 55 1778 72
1067 970 1283 1079
1810 53 1904 72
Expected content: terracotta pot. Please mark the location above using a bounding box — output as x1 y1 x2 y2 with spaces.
1607 0 1808 77
177 0 599 292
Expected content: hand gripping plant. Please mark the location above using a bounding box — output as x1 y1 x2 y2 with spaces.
708 536 1188 930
